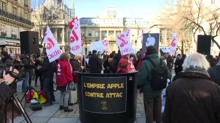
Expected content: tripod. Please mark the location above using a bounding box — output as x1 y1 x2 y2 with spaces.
20 71 38 105
20 55 38 104
4 93 32 123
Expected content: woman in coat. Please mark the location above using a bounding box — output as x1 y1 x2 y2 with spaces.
163 53 220 123
56 53 73 112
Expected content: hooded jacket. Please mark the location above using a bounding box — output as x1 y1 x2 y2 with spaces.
138 54 171 96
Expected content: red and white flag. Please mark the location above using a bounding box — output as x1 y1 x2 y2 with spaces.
116 28 134 55
69 17 82 55
169 33 178 55
43 26 62 62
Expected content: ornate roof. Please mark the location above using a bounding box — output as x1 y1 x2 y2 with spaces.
99 6 123 18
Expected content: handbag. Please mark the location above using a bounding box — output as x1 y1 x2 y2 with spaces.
66 82 76 91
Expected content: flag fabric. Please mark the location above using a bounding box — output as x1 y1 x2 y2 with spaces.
43 26 62 62
116 28 134 55
90 39 109 51
69 17 82 55
169 33 178 55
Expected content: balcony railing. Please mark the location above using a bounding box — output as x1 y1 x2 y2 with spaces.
0 9 34 26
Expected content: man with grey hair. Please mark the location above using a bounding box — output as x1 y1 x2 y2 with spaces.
163 52 220 123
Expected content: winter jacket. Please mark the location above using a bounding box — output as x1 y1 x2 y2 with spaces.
40 57 55 78
208 65 220 86
163 72 220 123
70 59 82 72
56 60 73 87
138 54 171 96
89 54 102 73
116 55 136 73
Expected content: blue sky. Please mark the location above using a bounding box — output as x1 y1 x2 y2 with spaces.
33 0 166 19
71 0 166 19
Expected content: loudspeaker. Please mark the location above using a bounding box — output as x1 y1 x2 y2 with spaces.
197 35 211 55
20 31 39 54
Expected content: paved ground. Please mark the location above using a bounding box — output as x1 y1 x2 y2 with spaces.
13 79 146 123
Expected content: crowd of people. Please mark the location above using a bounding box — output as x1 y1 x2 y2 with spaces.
0 45 220 123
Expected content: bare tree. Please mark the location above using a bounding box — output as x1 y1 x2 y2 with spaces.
31 1 62 44
171 0 220 49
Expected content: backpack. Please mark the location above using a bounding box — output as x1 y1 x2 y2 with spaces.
146 58 168 90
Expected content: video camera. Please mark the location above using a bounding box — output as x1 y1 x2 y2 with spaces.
0 63 36 80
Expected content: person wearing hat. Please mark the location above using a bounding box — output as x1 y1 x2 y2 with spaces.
160 47 170 64
160 47 174 72
89 50 102 73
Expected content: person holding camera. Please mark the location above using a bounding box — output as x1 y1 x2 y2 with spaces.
0 67 19 105
0 67 20 123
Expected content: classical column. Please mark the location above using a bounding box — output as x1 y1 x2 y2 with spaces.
62 27 66 51
106 30 109 39
99 30 102 40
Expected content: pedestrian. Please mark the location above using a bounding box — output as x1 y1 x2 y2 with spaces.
163 52 220 123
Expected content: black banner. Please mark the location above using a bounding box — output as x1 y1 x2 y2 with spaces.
142 33 160 58
81 76 127 114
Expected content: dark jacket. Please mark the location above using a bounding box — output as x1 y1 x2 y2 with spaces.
2 55 13 65
89 54 102 73
70 59 82 72
0 83 11 106
163 72 220 123
110 52 121 73
34 59 42 75
40 57 55 78
208 65 220 86
166 55 173 71
174 58 183 74
138 54 171 96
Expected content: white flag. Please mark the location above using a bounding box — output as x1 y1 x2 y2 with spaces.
43 26 62 62
69 17 82 55
90 39 109 51
116 28 134 55
169 33 178 55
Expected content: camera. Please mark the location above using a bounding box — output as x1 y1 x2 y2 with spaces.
0 64 23 80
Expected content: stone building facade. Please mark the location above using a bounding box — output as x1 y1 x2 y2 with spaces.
0 0 33 54
80 7 149 54
31 0 75 52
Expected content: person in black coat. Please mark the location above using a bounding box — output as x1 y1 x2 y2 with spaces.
110 50 121 73
208 58 220 86
174 54 186 75
89 50 102 73
40 55 56 106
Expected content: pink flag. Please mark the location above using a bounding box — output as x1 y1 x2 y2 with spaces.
69 17 82 55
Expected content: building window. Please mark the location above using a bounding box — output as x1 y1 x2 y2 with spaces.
24 13 28 19
1 2 6 11
13 7 17 15
88 32 92 37
95 31 99 37
24 1 28 6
